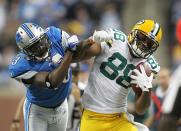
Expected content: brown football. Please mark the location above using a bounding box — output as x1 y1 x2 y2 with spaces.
131 62 151 96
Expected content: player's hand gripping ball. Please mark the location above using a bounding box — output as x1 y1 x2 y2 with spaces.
130 62 152 96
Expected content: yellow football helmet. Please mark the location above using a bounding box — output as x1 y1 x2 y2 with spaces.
128 20 162 58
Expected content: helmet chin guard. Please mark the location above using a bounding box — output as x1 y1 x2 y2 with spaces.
128 41 149 58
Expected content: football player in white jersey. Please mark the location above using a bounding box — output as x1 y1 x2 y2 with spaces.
73 20 162 131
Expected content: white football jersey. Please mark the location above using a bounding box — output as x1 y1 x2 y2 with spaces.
82 28 160 114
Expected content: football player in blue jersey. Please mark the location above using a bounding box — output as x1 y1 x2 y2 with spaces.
8 23 99 131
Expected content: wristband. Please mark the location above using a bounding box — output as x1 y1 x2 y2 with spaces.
12 119 20 123
45 73 58 90
45 73 53 89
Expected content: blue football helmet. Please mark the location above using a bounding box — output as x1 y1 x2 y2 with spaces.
16 23 51 61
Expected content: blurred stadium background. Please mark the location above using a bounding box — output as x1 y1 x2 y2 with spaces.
0 0 180 130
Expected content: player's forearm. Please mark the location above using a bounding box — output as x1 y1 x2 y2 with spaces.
135 90 151 115
72 38 94 62
48 51 73 87
25 51 73 89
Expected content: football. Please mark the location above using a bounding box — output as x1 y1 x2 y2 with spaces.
131 62 151 96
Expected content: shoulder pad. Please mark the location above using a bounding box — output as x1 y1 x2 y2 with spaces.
110 28 127 43
8 53 32 78
46 26 62 42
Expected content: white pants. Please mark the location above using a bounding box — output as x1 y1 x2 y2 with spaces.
23 98 68 131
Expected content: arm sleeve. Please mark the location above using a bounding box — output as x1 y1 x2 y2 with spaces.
46 26 70 51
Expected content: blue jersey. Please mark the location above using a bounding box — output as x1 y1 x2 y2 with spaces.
8 26 72 107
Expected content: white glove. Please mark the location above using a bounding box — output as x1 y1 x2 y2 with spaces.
52 53 62 64
92 30 112 43
67 35 79 52
130 65 153 92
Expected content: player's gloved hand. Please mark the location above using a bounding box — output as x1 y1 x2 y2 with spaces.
92 30 112 43
67 35 79 52
52 54 62 64
130 65 153 92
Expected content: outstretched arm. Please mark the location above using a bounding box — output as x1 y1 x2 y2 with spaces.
72 37 100 62
21 33 79 89
23 50 73 89
130 65 153 115
21 34 81 89
72 30 112 62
